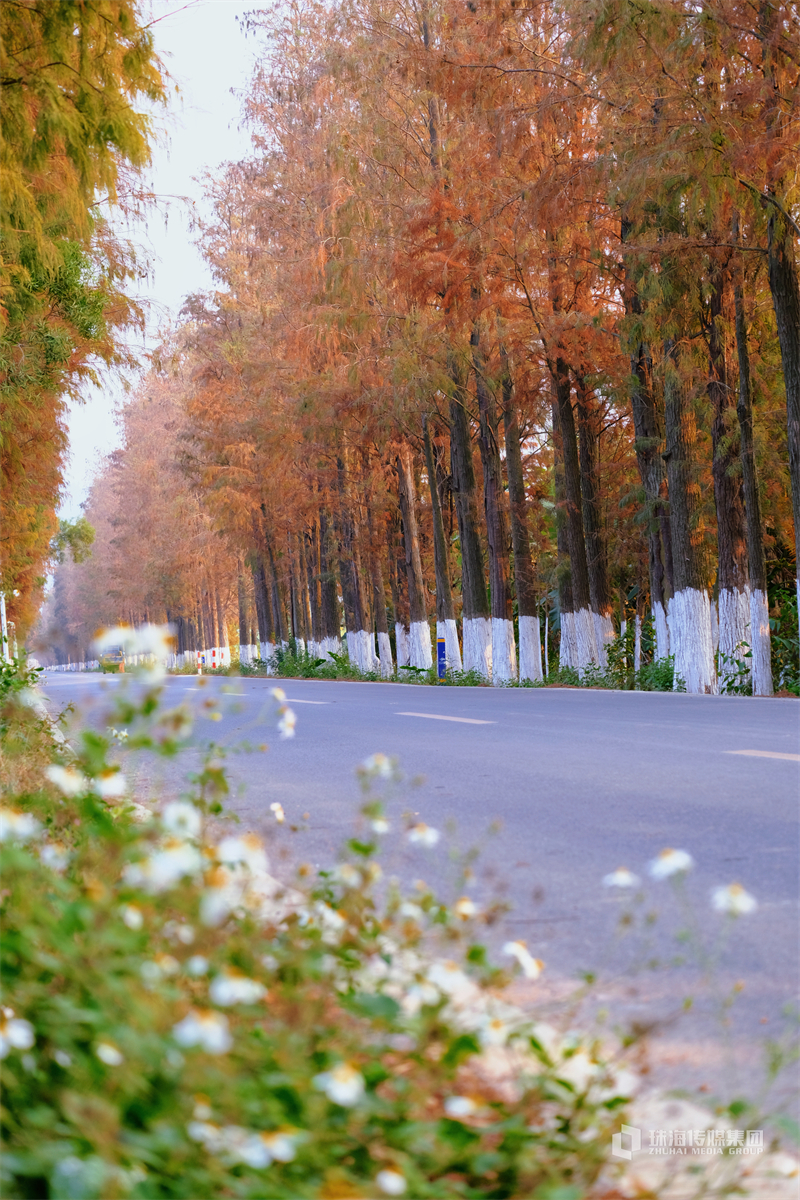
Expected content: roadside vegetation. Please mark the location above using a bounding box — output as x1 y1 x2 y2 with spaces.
4 643 797 1197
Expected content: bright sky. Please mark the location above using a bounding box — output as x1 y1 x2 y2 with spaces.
59 0 257 521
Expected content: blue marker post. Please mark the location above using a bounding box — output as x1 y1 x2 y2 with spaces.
437 637 447 681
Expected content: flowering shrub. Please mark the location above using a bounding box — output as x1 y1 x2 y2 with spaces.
1 641 793 1198
0 651 646 1199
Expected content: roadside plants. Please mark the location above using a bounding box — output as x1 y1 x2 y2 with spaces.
2 630 795 1198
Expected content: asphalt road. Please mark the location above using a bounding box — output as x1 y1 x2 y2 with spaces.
43 672 799 1097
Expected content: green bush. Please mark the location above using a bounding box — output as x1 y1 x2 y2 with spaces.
1 663 639 1199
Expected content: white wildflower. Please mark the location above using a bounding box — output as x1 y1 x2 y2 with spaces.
39 842 70 872
215 833 268 874
477 1014 514 1048
313 1062 365 1106
270 802 285 823
44 765 87 798
399 901 424 923
94 771 127 800
162 801 202 839
362 753 393 778
333 862 360 887
557 1050 598 1093
164 920 195 944
711 882 758 915
0 808 41 842
407 823 440 848
172 1009 232 1054
602 867 640 888
95 1041 124 1066
261 1130 302 1163
0 1008 35 1058
141 954 180 985
53 1049 72 1068
648 848 694 879
209 970 266 1006
502 940 544 980
270 687 286 702
426 961 476 1004
95 623 173 660
444 1095 477 1118
371 817 391 834
120 905 143 930
186 955 209 976
277 708 296 739
376 1168 407 1195
453 896 478 920
401 982 440 1016
123 839 203 893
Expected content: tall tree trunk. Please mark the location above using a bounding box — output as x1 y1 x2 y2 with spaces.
336 455 373 671
237 559 251 664
663 344 716 692
266 539 286 646
396 442 432 669
304 524 322 654
574 372 614 664
365 490 393 678
502 355 542 681
389 511 410 667
622 216 672 658
318 510 341 657
472 321 516 683
552 391 576 670
550 358 598 669
767 211 800 613
252 553 274 666
707 260 750 687
423 414 461 671
448 350 491 676
733 232 773 694
215 588 229 666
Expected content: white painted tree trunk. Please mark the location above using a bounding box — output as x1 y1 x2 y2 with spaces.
592 612 615 669
462 616 492 678
710 600 719 655
634 615 642 676
347 630 377 672
574 607 600 673
559 612 576 670
409 620 433 669
395 623 409 668
518 614 543 682
318 635 340 660
718 587 750 688
377 630 394 678
653 601 670 661
544 612 549 676
260 641 276 673
668 588 717 694
491 617 517 685
749 588 773 696
436 619 462 672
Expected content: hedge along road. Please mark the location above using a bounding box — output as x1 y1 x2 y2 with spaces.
45 673 799 1094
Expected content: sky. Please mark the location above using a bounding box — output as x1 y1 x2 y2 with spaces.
59 0 257 521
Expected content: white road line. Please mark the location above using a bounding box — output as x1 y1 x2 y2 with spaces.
726 749 800 762
397 711 495 725
284 699 330 704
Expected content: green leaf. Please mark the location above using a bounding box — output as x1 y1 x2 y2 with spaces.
346 992 400 1022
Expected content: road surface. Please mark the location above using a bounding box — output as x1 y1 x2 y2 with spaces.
44 672 799 1099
